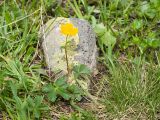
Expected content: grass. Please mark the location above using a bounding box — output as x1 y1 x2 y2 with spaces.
0 0 160 119
103 59 160 119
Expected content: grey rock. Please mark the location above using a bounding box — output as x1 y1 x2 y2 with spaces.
41 17 97 73
70 18 97 70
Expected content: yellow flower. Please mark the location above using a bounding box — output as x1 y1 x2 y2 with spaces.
60 23 78 36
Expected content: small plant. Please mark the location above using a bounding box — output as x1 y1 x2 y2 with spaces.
42 22 89 103
132 32 160 54
42 21 92 115
60 22 78 76
43 76 83 102
94 23 116 68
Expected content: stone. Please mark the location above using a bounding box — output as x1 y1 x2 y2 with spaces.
41 17 97 74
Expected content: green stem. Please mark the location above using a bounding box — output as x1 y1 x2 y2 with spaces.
65 36 70 76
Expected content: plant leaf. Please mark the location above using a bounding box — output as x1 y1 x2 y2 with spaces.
57 88 71 100
73 64 91 78
100 30 116 48
55 77 66 86
47 90 57 102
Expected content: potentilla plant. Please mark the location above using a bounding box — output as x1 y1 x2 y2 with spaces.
43 22 92 105
43 22 91 103
60 22 78 77
59 22 91 90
